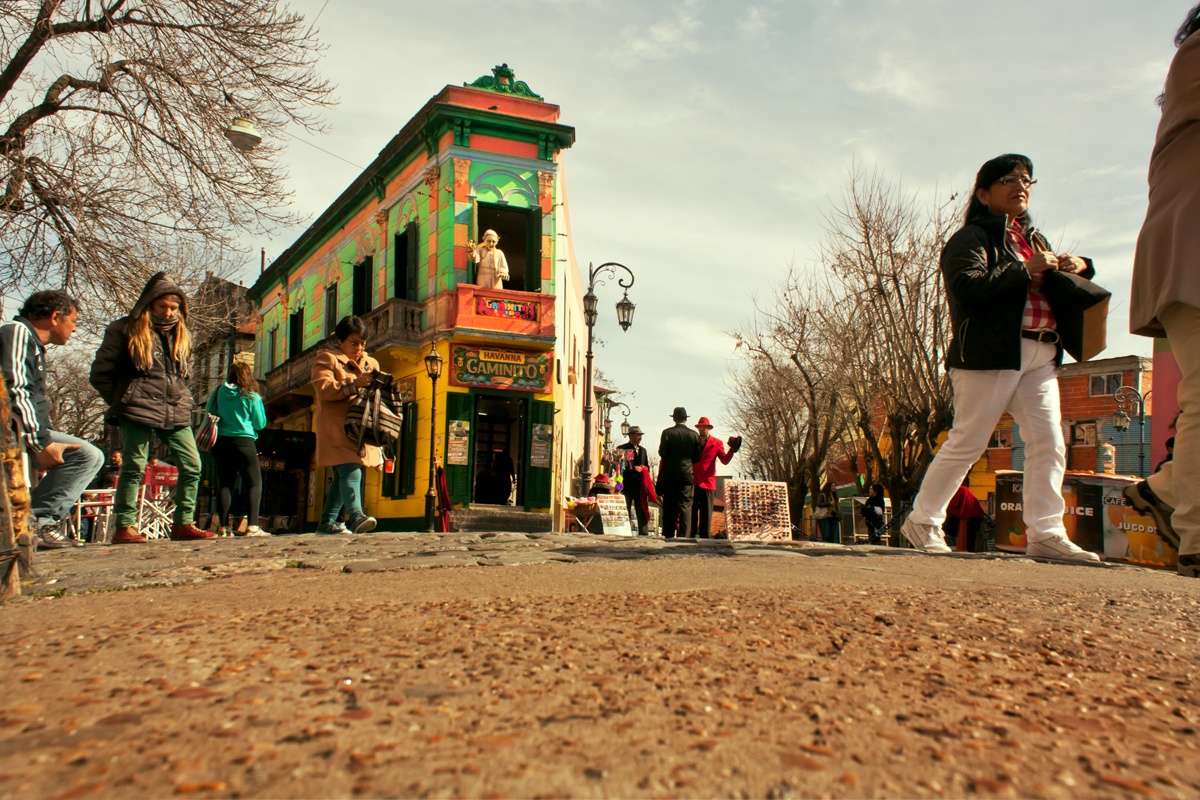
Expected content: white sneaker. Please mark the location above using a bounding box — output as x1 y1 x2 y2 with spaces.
901 517 952 553
1026 537 1101 563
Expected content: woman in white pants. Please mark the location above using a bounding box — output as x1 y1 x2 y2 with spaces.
901 154 1100 563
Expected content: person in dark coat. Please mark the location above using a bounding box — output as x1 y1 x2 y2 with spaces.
616 426 650 535
657 407 701 538
89 272 214 544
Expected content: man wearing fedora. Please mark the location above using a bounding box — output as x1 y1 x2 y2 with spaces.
658 407 702 538
617 426 651 535
692 416 740 538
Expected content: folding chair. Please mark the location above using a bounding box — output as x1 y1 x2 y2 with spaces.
69 489 116 544
137 465 178 539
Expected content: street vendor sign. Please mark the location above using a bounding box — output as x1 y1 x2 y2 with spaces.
449 346 552 394
993 470 1176 566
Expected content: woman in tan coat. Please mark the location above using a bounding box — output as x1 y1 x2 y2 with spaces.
1126 4 1200 578
312 315 382 534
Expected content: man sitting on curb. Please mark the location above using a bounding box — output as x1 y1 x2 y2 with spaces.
1 291 104 549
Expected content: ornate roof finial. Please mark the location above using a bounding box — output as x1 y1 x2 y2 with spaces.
464 64 544 101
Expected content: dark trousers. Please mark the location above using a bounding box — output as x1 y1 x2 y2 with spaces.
691 487 714 538
213 436 263 527
624 492 648 535
661 483 693 538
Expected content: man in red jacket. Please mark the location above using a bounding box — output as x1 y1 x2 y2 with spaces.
691 416 739 538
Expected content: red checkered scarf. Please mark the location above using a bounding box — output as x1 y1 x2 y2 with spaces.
1008 222 1056 332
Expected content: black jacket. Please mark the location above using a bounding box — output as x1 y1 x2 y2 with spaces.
616 442 649 497
942 214 1094 371
657 423 701 488
90 273 194 429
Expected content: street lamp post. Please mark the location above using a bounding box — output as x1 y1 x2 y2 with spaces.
1111 385 1152 478
581 262 636 496
601 399 631 450
424 346 444 532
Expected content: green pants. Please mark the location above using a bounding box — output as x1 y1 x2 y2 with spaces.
114 419 202 527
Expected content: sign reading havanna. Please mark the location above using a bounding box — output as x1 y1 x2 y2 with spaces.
449 346 552 394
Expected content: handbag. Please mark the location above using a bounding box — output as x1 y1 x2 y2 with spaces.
345 371 404 456
193 412 219 452
1041 270 1111 362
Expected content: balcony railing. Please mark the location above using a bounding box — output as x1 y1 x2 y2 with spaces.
263 346 322 400
451 285 555 342
263 298 424 400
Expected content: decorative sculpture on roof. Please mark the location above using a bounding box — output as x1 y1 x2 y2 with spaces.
465 64 544 101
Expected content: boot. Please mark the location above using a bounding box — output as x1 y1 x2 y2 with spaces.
111 526 148 544
170 523 217 541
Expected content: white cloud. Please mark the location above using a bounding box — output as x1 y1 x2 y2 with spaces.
848 52 941 109
738 6 768 34
611 0 704 65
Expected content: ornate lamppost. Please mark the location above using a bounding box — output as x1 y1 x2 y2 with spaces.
424 346 444 532
1112 385 1152 478
601 398 631 448
581 262 636 495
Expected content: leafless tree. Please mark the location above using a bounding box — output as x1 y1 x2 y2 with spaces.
730 166 961 513
43 342 106 440
0 0 334 312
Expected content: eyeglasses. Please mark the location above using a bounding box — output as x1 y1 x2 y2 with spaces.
994 175 1037 188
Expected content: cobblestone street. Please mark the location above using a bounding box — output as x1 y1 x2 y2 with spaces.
1 533 1198 798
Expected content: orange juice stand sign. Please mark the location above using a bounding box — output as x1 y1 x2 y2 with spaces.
449 346 552 394
993 470 1177 567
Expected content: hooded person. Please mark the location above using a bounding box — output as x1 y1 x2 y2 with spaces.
90 272 216 544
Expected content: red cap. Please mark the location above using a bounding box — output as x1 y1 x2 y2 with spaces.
696 417 713 429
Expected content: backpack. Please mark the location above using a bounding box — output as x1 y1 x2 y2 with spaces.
345 372 404 456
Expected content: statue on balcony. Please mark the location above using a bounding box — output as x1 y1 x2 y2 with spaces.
472 229 510 290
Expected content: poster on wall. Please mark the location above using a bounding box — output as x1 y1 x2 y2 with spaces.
447 420 471 466
530 423 552 468
449 346 553 394
993 470 1176 566
595 495 633 537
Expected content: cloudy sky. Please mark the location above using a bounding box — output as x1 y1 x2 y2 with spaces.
250 0 1185 445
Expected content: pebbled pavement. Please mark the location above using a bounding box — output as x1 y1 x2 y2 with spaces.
18 530 1135 599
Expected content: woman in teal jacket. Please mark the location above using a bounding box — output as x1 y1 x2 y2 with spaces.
207 361 269 536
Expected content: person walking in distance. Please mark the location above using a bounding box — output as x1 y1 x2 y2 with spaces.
1 291 103 549
616 426 651 536
206 361 269 536
89 273 215 543
900 154 1099 563
311 315 381 535
657 407 701 538
691 416 739 538
1125 4 1200 578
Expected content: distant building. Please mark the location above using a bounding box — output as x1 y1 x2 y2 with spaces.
246 65 592 531
189 273 258 405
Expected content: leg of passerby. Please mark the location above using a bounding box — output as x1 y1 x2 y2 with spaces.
239 440 264 535
904 360 1024 553
692 488 714 538
336 464 375 533
625 493 647 536
821 516 840 543
1145 304 1200 575
318 467 347 534
677 484 694 538
112 419 154 544
213 438 237 536
1008 344 1098 563
661 483 680 538
29 430 103 548
161 425 213 541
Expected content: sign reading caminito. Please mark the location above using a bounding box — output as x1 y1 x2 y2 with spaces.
449 346 552 394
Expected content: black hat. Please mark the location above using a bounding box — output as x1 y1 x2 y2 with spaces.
671 407 688 421
627 426 643 436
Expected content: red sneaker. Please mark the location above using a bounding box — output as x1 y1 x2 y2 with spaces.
111 526 148 544
169 523 217 541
